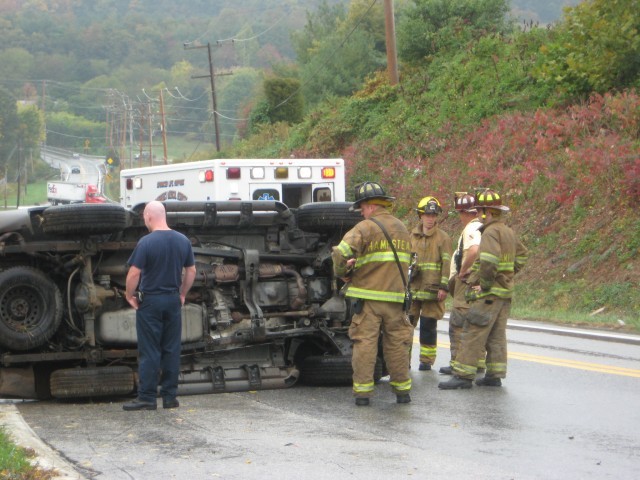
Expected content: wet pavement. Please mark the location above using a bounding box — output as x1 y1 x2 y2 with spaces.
4 319 640 480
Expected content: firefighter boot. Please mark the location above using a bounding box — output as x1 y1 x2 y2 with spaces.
396 394 411 404
438 377 473 390
355 397 370 406
439 365 453 375
475 376 502 387
418 363 431 371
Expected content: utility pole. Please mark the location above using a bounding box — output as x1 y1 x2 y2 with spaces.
148 102 153 166
184 42 228 152
384 0 399 85
159 89 168 165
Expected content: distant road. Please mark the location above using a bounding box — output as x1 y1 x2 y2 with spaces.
40 146 107 193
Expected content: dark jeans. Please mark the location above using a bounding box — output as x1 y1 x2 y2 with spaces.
135 293 182 402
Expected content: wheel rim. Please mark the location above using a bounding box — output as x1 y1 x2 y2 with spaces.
0 284 46 333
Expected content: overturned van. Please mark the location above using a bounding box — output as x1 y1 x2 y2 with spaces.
0 201 375 399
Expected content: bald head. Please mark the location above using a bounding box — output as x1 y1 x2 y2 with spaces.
143 201 169 231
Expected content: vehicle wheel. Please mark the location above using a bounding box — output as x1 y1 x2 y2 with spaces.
295 202 361 234
0 267 63 351
50 366 135 398
299 354 383 386
43 203 128 235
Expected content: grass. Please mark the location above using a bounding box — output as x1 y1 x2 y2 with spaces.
0 181 48 208
0 427 55 479
512 301 640 332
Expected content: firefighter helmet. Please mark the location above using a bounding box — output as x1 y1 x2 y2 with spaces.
454 192 477 213
475 188 510 212
415 196 442 215
351 182 395 210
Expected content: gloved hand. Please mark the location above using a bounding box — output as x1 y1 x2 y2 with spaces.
465 287 479 303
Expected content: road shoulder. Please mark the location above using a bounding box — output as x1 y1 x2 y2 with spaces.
0 403 85 479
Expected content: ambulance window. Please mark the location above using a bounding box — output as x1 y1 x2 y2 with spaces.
253 189 280 201
313 188 332 202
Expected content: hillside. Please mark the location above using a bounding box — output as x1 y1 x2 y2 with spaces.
224 1 640 331
237 88 640 332
0 0 637 330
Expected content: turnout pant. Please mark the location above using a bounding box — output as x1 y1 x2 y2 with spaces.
452 296 510 380
409 300 445 367
349 300 414 398
449 276 487 369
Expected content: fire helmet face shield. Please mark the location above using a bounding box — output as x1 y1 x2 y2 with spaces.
350 182 395 210
415 196 442 215
475 188 510 212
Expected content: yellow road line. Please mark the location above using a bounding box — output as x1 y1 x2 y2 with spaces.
429 340 640 378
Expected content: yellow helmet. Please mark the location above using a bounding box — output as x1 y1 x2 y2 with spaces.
415 196 442 215
475 188 510 212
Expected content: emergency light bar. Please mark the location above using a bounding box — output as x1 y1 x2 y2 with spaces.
322 167 336 179
298 167 312 179
226 167 241 179
251 167 265 179
275 167 288 179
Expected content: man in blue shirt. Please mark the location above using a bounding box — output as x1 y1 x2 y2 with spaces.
123 201 196 411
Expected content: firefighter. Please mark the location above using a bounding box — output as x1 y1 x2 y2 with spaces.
440 192 484 375
332 182 414 406
408 196 452 371
439 189 528 389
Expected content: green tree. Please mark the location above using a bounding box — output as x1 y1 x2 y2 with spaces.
292 1 385 107
17 104 45 149
536 0 640 101
0 86 20 174
0 48 34 81
264 77 304 124
397 0 512 63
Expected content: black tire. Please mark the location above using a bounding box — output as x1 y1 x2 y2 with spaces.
0 267 63 351
50 366 135 398
295 202 361 234
299 354 383 386
43 203 128 235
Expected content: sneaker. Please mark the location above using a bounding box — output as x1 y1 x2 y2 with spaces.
438 366 453 375
475 376 502 387
163 398 180 409
355 397 370 406
418 363 432 371
396 394 411 404
123 399 157 411
438 377 473 390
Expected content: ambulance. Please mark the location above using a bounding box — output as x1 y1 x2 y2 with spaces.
119 158 345 209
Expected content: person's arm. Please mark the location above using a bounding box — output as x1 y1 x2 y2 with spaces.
459 244 479 280
180 265 197 305
125 265 141 310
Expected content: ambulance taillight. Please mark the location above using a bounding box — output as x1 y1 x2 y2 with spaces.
199 170 214 182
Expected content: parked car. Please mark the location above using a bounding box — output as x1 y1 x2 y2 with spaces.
0 201 376 400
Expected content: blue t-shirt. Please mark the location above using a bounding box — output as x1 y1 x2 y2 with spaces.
127 230 195 294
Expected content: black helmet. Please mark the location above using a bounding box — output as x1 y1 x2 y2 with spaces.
351 182 395 210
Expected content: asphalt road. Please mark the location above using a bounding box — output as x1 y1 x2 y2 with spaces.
8 320 639 480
